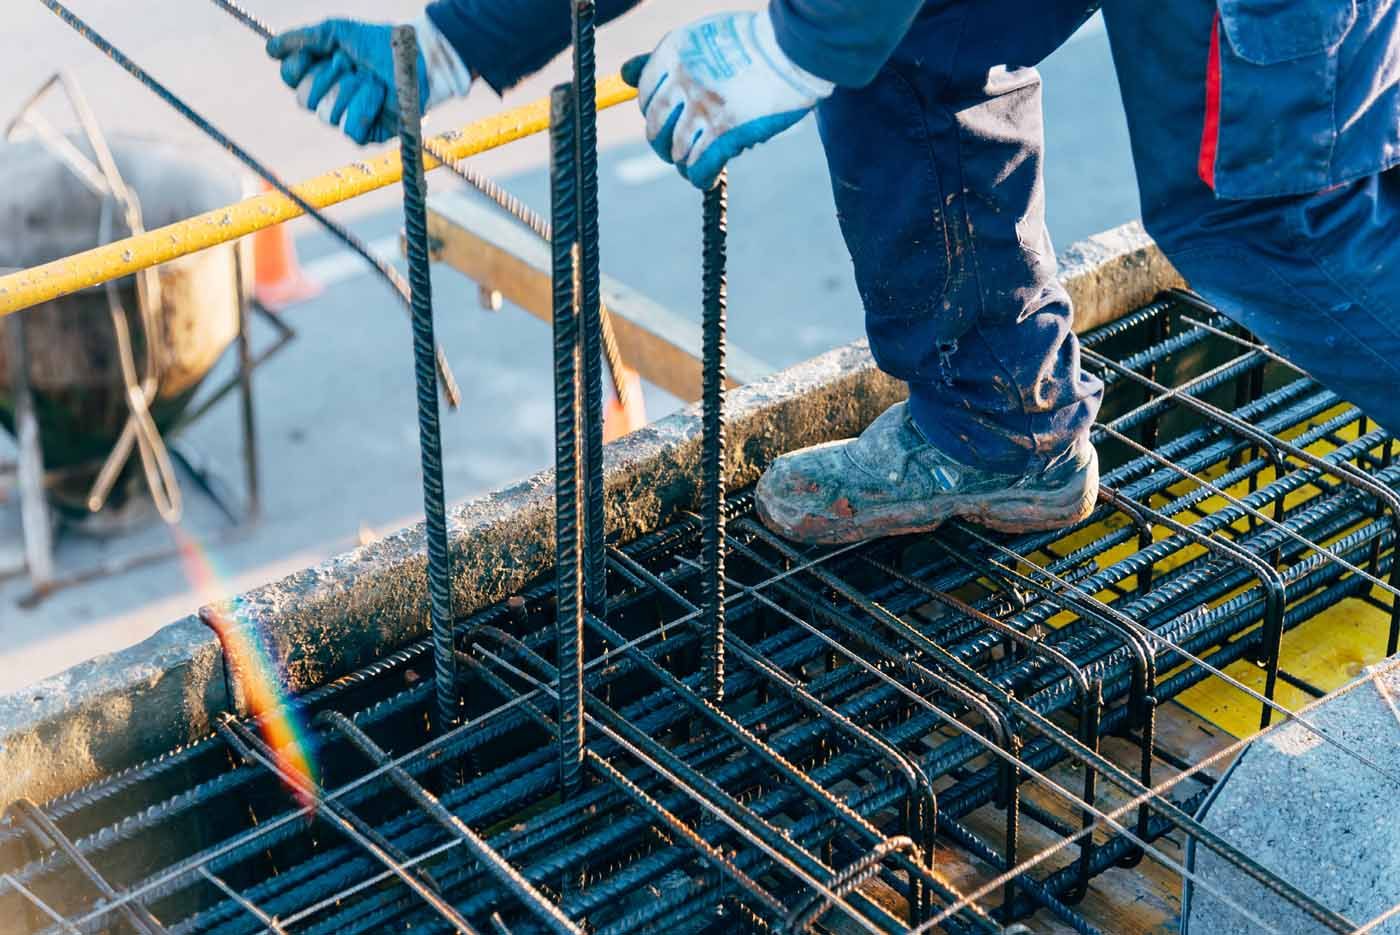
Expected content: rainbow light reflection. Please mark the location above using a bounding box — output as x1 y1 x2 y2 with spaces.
173 527 319 805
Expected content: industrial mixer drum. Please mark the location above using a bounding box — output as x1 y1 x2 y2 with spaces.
0 136 248 515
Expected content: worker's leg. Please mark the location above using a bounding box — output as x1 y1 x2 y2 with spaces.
1103 0 1400 435
813 0 1104 475
757 0 1106 544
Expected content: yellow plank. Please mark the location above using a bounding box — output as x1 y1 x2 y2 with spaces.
0 75 638 317
1174 593 1390 737
1027 409 1392 737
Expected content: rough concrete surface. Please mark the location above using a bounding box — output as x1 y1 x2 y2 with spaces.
1183 656 1400 934
0 615 225 809
0 219 1181 806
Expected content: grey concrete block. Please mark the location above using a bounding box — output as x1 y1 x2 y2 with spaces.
1184 656 1400 934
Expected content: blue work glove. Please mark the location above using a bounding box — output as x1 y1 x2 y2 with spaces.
623 10 834 190
266 15 472 145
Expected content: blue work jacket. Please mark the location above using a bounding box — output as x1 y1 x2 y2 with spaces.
1209 0 1400 197
427 0 1400 200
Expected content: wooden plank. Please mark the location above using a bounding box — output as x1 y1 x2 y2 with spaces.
425 191 773 402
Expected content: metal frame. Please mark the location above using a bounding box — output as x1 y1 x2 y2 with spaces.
9 278 1400 935
1 70 294 607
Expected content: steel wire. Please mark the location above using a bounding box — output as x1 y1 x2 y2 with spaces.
208 0 634 408
35 0 462 407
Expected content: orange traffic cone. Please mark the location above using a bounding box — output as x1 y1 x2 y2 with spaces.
252 182 321 309
603 366 647 443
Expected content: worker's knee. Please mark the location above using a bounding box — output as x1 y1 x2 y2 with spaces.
1139 194 1298 299
1141 174 1400 436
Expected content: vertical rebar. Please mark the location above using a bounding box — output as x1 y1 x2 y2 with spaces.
701 174 729 703
572 0 607 616
392 25 457 732
551 83 586 798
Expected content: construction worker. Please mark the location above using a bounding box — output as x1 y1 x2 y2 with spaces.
268 1 1400 545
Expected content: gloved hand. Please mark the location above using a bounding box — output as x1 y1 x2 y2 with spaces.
266 15 472 145
623 10 834 190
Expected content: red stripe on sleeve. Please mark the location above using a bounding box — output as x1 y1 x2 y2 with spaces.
1198 11 1222 190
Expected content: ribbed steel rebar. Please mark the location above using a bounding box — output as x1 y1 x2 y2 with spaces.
10 298 1399 935
19 467 1388 935
391 25 459 733
572 0 608 617
550 83 586 799
701 175 729 703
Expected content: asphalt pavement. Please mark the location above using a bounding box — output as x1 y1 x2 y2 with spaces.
0 5 1139 691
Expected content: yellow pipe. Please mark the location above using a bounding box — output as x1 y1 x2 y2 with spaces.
0 74 638 317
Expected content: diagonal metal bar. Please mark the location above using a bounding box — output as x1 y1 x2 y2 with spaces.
197 866 289 935
215 715 483 935
316 711 583 935
6 798 166 935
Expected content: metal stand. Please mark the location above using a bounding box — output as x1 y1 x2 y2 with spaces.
5 294 291 608
5 313 54 594
2 73 292 606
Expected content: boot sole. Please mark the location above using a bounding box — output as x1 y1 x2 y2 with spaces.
756 448 1100 545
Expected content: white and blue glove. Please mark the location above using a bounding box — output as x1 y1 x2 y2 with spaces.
623 10 835 190
267 15 472 145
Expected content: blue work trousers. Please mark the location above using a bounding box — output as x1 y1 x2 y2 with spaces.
816 1 1104 474
821 0 1400 472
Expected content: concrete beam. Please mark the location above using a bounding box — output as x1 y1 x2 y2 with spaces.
0 615 226 809
0 221 1182 806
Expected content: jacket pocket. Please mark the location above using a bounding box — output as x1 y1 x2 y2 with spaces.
1218 0 1356 64
1208 0 1359 198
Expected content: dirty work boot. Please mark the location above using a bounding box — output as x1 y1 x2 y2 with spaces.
755 401 1098 545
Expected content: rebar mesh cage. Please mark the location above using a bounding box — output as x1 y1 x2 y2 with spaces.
4 292 1397 935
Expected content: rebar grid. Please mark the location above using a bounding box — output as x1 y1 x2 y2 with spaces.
11 4 1400 932
5 296 1400 934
